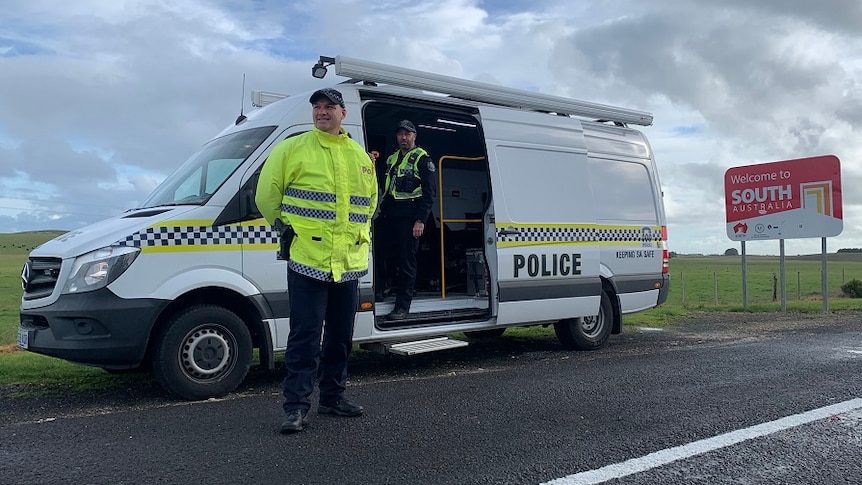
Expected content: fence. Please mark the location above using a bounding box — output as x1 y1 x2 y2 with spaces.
666 256 862 307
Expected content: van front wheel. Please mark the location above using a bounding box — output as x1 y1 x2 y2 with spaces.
554 290 613 350
152 305 252 400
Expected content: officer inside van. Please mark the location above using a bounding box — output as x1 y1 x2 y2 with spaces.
378 120 437 320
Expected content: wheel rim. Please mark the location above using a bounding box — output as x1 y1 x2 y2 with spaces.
178 325 234 381
581 309 604 338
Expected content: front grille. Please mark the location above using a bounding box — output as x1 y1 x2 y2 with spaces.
22 257 62 301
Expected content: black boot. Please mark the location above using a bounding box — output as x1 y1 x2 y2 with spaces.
385 308 409 321
279 409 309 433
319 398 364 417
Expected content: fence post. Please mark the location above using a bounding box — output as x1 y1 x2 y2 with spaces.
680 272 685 305
772 273 778 301
713 272 718 305
797 271 801 300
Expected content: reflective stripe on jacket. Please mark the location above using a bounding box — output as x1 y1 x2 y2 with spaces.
256 127 377 282
384 147 428 200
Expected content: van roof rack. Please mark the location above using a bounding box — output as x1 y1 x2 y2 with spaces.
319 55 653 126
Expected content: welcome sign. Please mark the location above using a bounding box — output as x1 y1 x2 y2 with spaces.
724 155 843 241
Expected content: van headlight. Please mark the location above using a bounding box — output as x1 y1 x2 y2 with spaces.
62 246 141 294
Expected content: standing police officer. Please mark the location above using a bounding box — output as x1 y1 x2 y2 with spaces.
379 120 437 321
256 87 377 434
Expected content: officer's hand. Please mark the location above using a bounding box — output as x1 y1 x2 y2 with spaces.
413 221 424 239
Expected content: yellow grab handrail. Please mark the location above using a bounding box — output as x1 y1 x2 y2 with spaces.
436 156 486 299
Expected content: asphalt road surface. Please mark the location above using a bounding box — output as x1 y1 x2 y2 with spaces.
2 311 861 484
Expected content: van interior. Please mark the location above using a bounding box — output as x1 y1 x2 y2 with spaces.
361 95 493 329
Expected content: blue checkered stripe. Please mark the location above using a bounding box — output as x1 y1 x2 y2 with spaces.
497 227 592 243
596 227 661 243
350 195 372 206
496 226 661 244
118 225 277 248
286 187 336 203
288 260 367 283
282 204 336 220
349 213 369 223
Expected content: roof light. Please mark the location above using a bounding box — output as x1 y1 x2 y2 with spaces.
418 124 456 132
437 118 477 128
251 90 288 107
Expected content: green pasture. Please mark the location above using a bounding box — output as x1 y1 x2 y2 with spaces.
2 230 861 393
661 254 862 312
0 231 65 348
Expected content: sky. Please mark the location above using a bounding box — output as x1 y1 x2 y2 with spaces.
1 0 860 255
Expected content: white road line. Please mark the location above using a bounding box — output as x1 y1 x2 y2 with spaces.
541 398 862 485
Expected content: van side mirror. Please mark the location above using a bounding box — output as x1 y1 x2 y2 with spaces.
213 171 261 226
242 171 262 219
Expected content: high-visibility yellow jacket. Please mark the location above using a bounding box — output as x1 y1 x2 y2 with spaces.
256 127 377 282
384 146 429 200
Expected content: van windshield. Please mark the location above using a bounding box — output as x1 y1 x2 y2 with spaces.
140 126 276 208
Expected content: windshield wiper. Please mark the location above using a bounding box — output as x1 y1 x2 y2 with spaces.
151 195 210 208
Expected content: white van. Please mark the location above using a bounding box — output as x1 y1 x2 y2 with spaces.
18 55 669 400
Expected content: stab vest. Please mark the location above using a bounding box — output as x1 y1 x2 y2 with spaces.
384 147 428 200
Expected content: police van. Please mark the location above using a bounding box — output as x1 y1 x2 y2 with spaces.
18 55 669 400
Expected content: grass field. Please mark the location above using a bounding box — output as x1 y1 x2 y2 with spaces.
0 231 65 348
625 253 862 325
3 231 862 393
663 254 862 308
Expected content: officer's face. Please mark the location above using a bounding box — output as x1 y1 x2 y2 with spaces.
397 129 416 151
312 101 346 135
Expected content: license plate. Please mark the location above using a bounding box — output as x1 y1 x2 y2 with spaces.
17 328 29 349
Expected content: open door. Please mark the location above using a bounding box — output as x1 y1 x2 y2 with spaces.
479 106 601 325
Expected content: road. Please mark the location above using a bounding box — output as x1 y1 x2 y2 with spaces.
1 311 861 484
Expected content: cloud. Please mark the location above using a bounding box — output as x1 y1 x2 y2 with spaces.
0 0 860 255
542 2 862 254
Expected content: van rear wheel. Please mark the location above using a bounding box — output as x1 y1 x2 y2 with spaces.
152 305 252 400
554 290 613 350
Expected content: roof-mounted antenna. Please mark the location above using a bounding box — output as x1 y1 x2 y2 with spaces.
235 73 247 125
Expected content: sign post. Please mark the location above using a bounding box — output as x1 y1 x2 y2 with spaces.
741 241 747 310
724 155 842 311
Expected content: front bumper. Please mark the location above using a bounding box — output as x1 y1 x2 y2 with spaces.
19 288 168 368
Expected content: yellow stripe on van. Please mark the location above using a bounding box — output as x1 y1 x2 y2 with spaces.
143 244 246 253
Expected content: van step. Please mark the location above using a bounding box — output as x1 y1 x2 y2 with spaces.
375 307 490 328
386 337 469 356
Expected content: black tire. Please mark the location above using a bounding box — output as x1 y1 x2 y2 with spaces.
554 290 614 350
464 328 506 339
152 305 252 400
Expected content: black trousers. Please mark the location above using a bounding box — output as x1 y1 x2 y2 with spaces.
377 215 420 312
282 268 358 413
